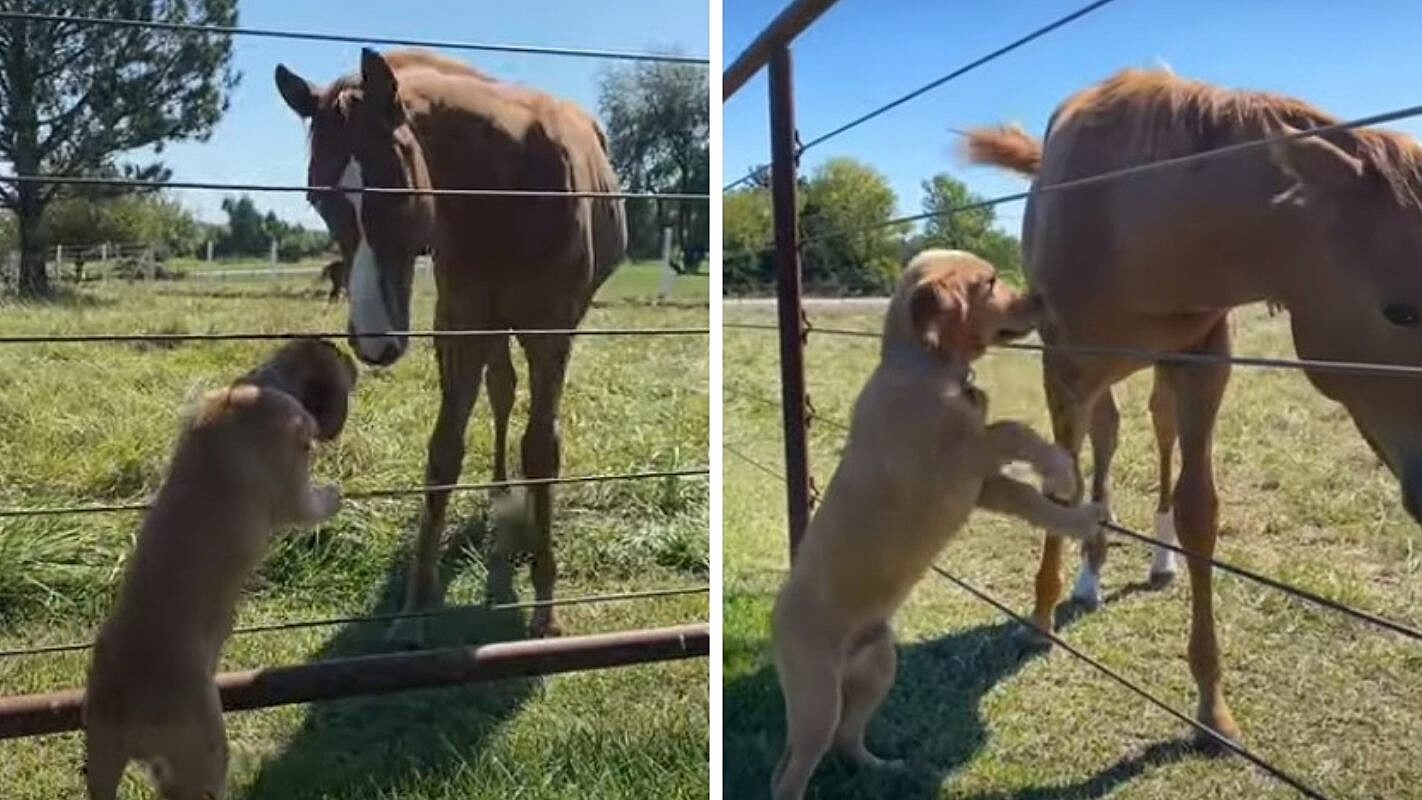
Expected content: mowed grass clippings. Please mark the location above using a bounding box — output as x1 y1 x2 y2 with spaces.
723 302 1422 800
0 261 709 800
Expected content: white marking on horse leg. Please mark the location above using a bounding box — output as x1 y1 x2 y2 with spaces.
1150 510 1180 579
338 158 397 362
1070 556 1101 607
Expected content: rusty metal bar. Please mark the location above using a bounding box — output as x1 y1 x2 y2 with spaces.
722 0 838 100
0 623 708 740
767 45 812 560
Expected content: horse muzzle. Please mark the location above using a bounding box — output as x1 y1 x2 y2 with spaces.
348 323 407 367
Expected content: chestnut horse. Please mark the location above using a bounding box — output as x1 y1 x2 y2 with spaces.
276 48 626 642
967 68 1422 740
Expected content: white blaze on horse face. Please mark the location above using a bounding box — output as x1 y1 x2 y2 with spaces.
339 159 396 363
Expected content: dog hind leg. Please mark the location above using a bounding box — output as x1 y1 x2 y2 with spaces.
772 633 843 800
83 727 128 800
151 694 228 800
834 622 901 770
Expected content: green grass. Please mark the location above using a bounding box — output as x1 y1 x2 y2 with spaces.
724 303 1422 799
0 260 708 799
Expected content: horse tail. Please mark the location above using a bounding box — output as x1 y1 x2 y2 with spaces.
962 123 1041 176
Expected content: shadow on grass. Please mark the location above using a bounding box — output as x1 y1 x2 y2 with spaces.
242 511 539 799
725 584 1194 799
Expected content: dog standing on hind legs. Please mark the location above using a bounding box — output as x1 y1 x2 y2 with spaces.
770 250 1107 800
82 339 356 799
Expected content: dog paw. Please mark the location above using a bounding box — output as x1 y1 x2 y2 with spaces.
1041 449 1078 502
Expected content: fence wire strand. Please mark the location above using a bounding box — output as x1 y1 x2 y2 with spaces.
0 174 708 202
1103 520 1422 643
725 319 1422 381
0 10 710 65
0 584 710 660
797 0 1124 153
0 467 709 519
722 98 1422 268
931 566 1333 800
0 326 709 346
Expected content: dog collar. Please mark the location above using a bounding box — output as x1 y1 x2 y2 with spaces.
882 340 975 387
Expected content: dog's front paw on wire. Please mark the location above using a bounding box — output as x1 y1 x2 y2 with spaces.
1040 450 1078 503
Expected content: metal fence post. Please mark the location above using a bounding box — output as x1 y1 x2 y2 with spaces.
768 44 812 560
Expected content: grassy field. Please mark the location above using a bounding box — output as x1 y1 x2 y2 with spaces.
724 302 1422 799
0 261 708 799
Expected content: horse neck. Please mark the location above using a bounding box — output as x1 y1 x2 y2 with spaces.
400 80 517 191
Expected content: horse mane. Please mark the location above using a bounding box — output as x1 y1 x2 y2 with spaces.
323 48 496 103
1058 68 1422 207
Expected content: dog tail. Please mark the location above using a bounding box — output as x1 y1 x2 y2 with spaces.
961 124 1042 177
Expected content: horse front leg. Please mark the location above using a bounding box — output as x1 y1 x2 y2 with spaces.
516 330 573 638
1148 366 1181 586
487 334 516 485
387 334 492 648
1031 352 1094 634
1073 388 1120 607
1163 318 1239 742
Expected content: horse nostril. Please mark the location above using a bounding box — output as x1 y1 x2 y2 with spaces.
378 341 400 365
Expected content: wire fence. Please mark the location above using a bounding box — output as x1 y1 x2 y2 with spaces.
725 3 1422 796
0 467 710 520
0 5 711 713
0 174 709 202
720 434 1333 797
0 584 710 660
0 10 710 65
723 99 1422 267
0 326 710 346
726 320 1422 381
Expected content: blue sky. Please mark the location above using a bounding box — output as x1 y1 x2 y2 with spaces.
149 0 707 226
724 0 1422 233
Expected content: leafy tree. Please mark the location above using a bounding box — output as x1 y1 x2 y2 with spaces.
918 172 1023 281
722 186 772 294
0 1 239 296
799 158 906 295
44 193 204 259
215 195 265 257
598 59 708 270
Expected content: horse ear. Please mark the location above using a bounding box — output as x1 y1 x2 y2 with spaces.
1269 133 1367 196
275 64 318 118
360 48 401 121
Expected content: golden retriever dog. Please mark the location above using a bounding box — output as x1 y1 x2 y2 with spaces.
769 250 1106 800
82 339 356 800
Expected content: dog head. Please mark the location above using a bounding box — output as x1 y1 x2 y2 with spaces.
889 249 1040 364
190 384 324 521
239 339 358 440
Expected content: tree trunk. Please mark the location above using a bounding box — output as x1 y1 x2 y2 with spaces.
15 184 49 297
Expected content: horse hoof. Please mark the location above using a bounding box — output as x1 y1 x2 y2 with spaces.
1012 620 1053 649
529 614 564 638
1147 568 1177 589
1193 708 1242 753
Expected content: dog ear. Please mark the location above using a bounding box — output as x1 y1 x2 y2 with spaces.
909 276 973 358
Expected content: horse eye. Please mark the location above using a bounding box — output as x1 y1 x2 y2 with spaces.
1383 302 1419 327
